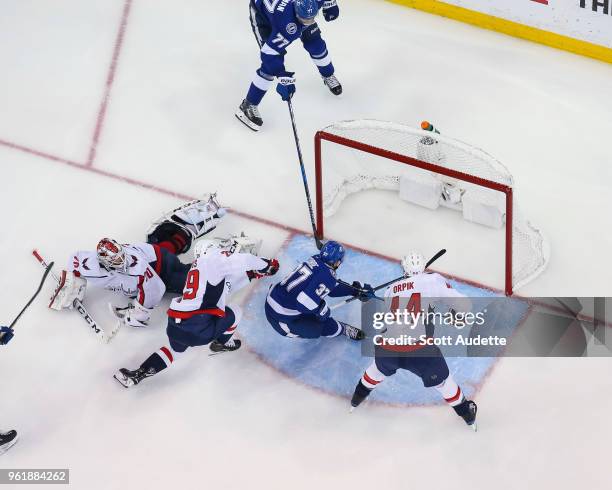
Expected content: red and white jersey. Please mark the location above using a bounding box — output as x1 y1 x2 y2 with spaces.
168 249 267 319
384 272 471 342
68 243 166 308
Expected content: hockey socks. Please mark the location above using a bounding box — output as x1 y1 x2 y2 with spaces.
311 52 334 78
140 346 177 375
434 376 477 426
246 69 273 106
434 376 465 407
351 363 386 409
350 380 372 409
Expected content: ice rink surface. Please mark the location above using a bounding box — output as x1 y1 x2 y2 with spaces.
1 1 611 489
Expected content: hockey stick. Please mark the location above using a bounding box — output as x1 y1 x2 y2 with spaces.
32 250 111 343
336 278 384 303
330 249 447 310
0 261 54 342
287 98 323 250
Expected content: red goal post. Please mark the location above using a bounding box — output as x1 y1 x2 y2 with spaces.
314 120 548 296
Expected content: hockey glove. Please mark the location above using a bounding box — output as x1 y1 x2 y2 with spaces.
276 72 296 101
316 301 331 322
248 258 280 281
323 0 340 21
49 271 87 310
0 326 14 345
111 302 152 328
351 281 375 302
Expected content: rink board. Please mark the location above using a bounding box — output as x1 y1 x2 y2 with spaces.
239 234 529 406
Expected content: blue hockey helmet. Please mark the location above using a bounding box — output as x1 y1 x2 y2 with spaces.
319 240 345 268
294 0 319 25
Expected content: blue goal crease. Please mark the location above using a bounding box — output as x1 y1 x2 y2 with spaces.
239 234 528 406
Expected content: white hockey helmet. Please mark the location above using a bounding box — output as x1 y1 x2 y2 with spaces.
401 252 426 276
194 239 216 258
97 238 127 271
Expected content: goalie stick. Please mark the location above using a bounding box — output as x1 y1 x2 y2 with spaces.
286 99 323 250
330 249 447 310
0 261 54 343
32 249 115 343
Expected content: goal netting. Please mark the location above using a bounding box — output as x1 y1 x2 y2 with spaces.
314 119 550 295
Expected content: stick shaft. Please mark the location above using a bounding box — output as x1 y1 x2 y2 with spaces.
287 99 322 249
330 249 447 310
32 249 109 343
8 261 54 328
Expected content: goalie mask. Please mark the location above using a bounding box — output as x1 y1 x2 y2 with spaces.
401 252 425 276
97 238 127 272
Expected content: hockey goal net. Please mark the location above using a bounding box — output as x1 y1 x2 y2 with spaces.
314 120 549 296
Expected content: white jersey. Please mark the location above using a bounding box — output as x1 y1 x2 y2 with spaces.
384 272 470 343
68 243 166 309
168 249 267 319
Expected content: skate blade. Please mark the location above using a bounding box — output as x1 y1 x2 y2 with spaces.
349 406 355 413
235 112 260 132
208 351 225 357
470 422 478 432
208 348 239 356
113 373 131 388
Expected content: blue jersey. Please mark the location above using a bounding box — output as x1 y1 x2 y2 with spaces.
252 0 324 76
267 255 353 320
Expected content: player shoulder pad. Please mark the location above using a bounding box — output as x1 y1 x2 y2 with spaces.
428 272 452 287
123 251 150 276
70 250 105 276
272 4 302 41
128 243 156 259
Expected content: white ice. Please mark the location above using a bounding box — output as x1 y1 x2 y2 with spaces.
1 0 611 489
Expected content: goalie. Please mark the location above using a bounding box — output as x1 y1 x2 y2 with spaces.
48 195 228 328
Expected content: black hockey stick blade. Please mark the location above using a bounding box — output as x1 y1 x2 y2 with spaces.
425 248 446 270
6 261 54 330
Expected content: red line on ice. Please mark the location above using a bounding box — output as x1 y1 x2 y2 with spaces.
86 0 133 167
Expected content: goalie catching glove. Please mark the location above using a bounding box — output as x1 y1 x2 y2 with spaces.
110 302 153 328
49 271 87 310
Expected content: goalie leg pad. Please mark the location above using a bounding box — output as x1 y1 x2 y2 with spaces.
147 195 227 254
49 271 87 310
